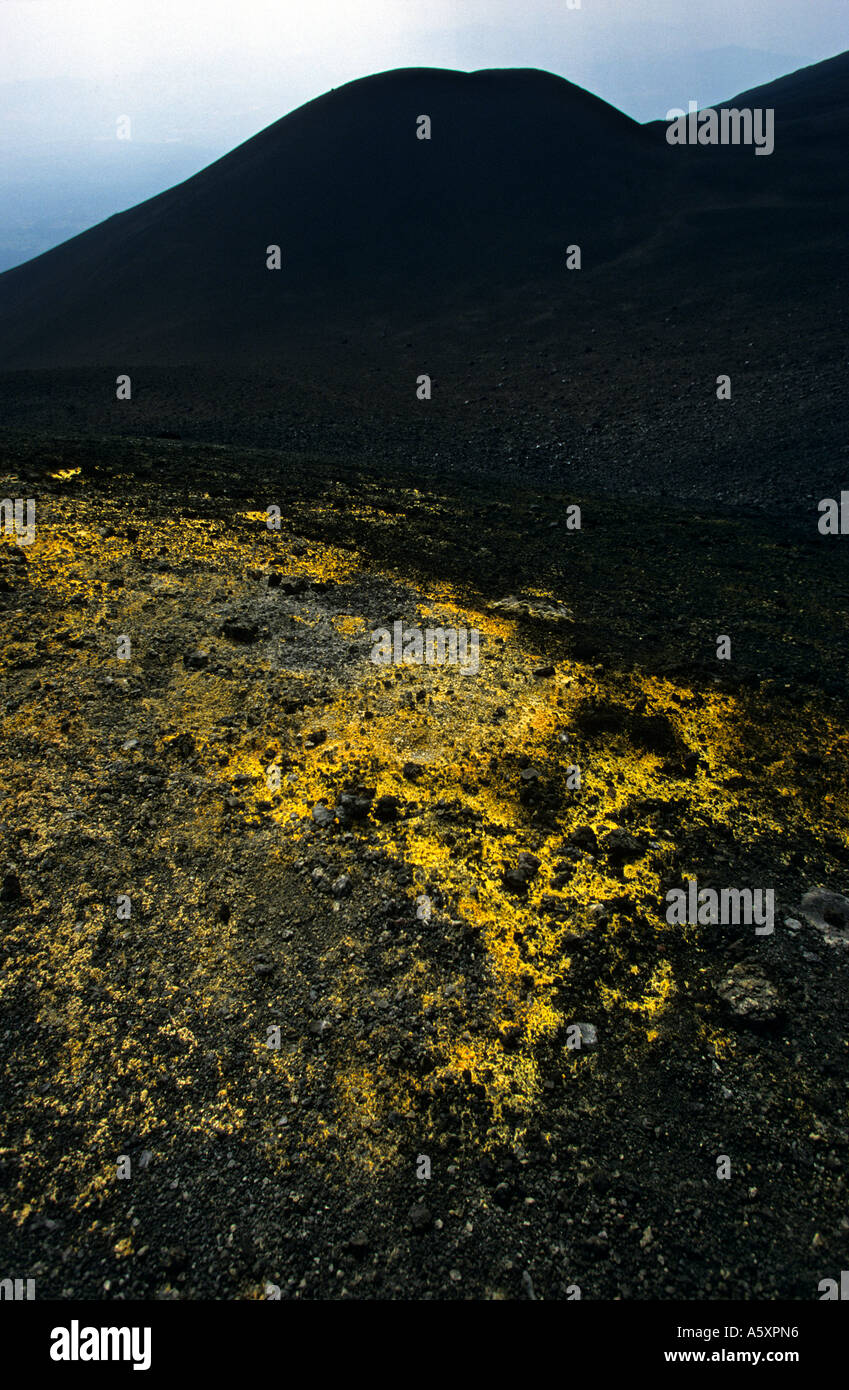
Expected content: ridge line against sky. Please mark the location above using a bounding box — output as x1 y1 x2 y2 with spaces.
0 0 846 272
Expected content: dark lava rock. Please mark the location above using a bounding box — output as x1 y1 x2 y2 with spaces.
532 664 556 679
569 825 598 853
373 795 400 822
574 699 629 735
331 874 352 898
345 1232 369 1259
478 1157 498 1186
409 1204 432 1233
221 619 260 643
575 700 684 760
502 852 540 893
336 793 371 824
601 829 647 866
311 803 336 828
184 650 209 669
549 868 574 890
518 851 541 875
402 761 425 782
166 731 196 760
0 870 22 903
161 1245 188 1273
629 712 681 756
502 868 528 892
661 750 701 778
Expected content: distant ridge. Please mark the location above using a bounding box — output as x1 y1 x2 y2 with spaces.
0 66 663 367
0 55 846 369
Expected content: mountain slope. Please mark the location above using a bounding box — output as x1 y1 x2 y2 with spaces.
0 66 664 367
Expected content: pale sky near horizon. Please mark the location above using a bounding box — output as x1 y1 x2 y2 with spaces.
0 0 846 132
0 0 845 270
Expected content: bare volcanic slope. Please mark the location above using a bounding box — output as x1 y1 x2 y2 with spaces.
643 49 849 207
725 48 849 133
0 55 845 503
0 67 665 369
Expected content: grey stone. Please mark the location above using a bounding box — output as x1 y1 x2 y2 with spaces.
800 888 849 947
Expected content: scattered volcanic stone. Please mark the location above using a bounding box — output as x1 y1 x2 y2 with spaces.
479 1157 498 1186
402 761 425 781
630 712 680 756
331 874 352 897
311 803 336 827
800 888 849 947
409 1204 432 1233
0 870 22 903
221 619 260 643
167 731 196 760
503 853 540 893
336 793 371 823
532 664 556 679
184 650 209 669
540 893 570 917
574 699 629 735
716 964 782 1026
304 728 327 748
345 1232 369 1258
549 867 574 889
373 795 400 822
569 826 598 852
503 867 527 892
601 829 647 865
662 750 700 778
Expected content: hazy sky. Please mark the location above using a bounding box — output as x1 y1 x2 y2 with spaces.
1 0 846 133
0 0 845 270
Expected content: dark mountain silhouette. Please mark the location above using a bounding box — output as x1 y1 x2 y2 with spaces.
0 67 670 368
0 56 846 369
0 56 845 506
727 49 849 129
